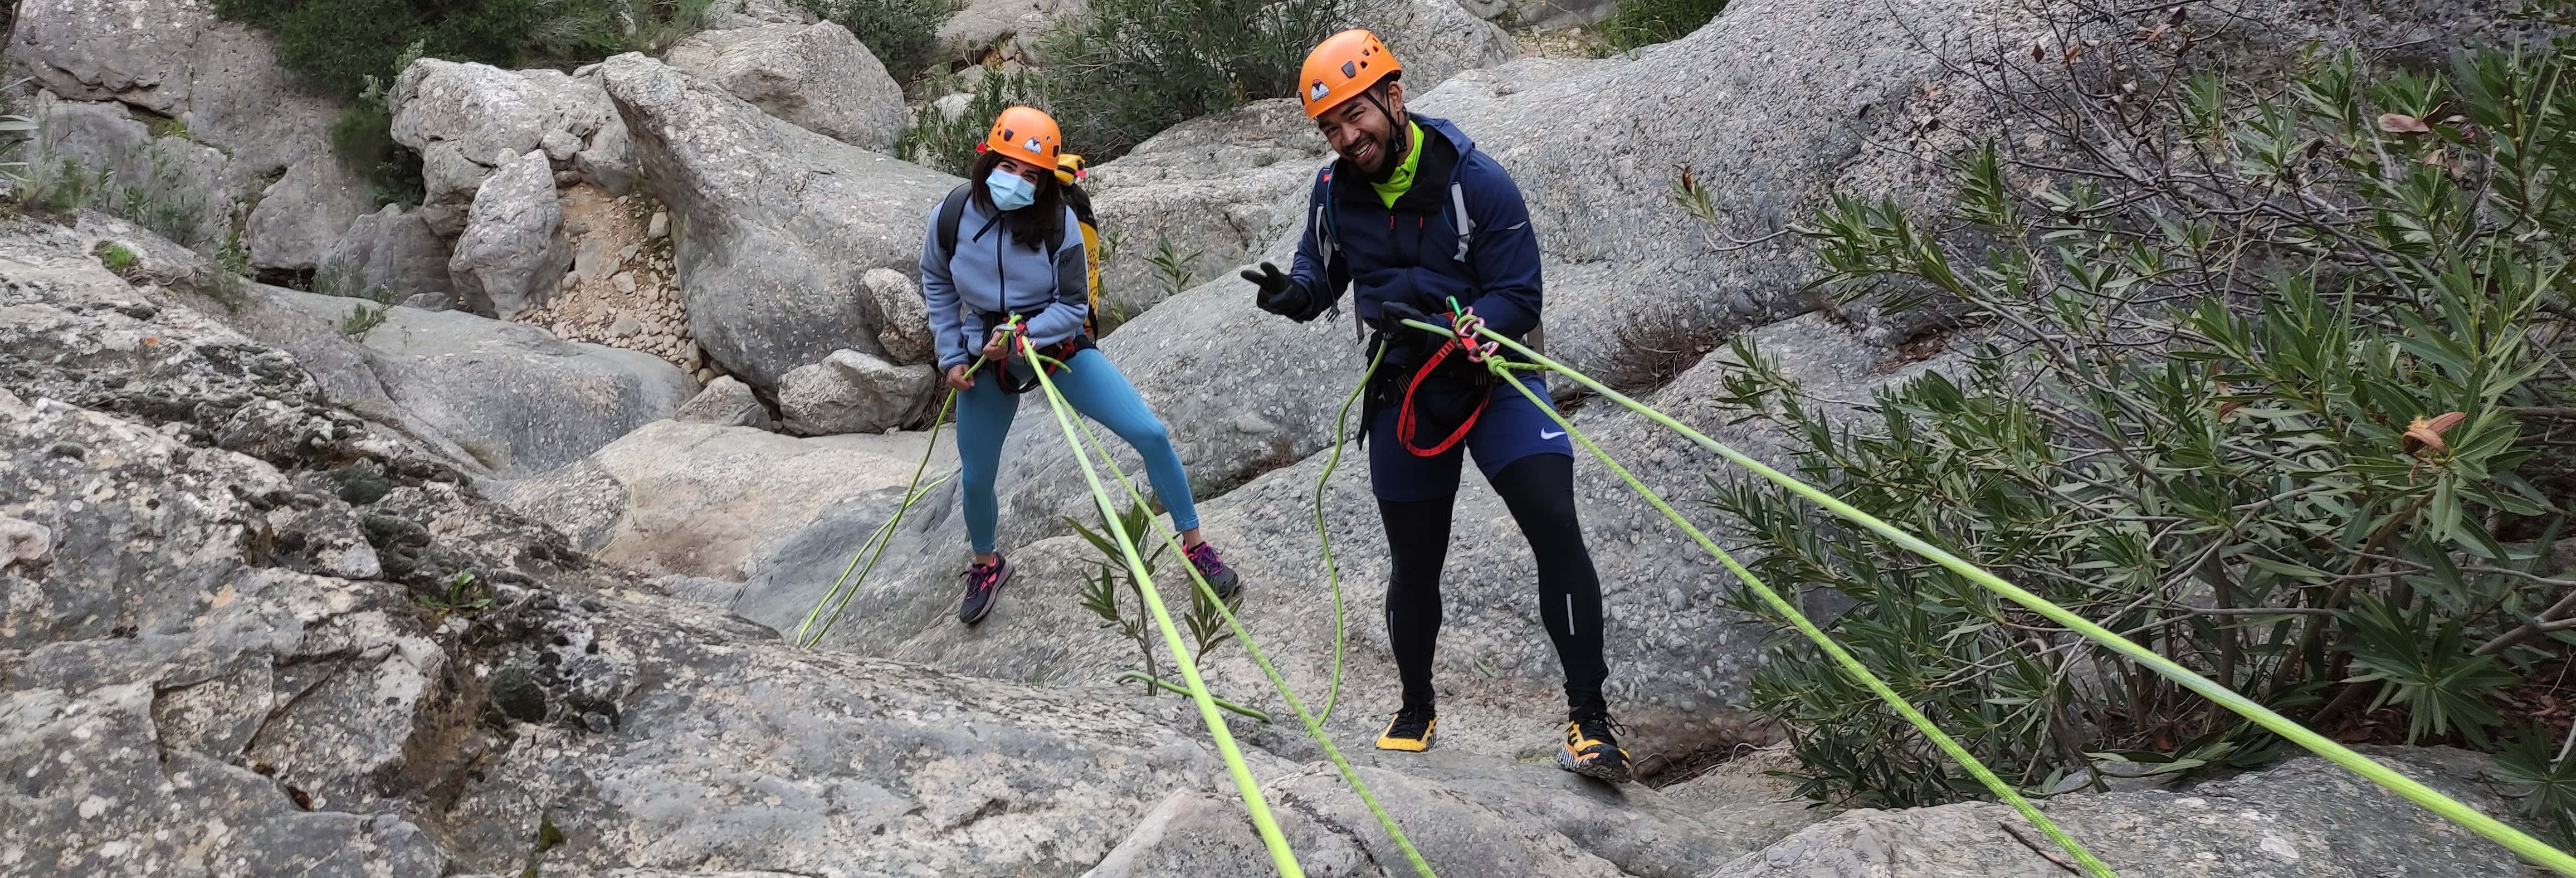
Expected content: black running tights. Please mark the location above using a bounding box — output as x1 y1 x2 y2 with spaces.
1378 453 1607 716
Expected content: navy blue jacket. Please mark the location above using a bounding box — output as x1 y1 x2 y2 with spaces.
1286 116 1542 357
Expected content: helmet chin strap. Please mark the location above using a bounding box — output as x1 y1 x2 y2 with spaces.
1359 89 1410 183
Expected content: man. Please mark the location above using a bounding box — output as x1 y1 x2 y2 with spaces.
1241 30 1630 782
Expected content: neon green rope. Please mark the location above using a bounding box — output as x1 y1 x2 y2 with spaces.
1482 362 2117 877
1019 335 1306 878
1310 339 1385 725
1059 357 1441 878
1442 320 2576 876
1118 672 1276 723
796 386 960 648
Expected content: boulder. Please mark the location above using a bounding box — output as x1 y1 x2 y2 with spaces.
18 93 236 250
595 52 958 389
1451 0 1618 28
497 420 949 579
244 151 374 271
775 348 939 435
670 375 778 430
447 149 572 318
704 0 821 29
389 59 635 234
864 266 934 364
1354 0 1523 92
317 205 458 309
245 287 695 477
6 0 372 267
0 216 474 475
1082 99 1327 315
663 21 909 150
933 0 1090 69
1710 748 2539 877
7 223 682 481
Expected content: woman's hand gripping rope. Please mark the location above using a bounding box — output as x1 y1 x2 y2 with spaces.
1028 335 1440 878
1417 315 2576 876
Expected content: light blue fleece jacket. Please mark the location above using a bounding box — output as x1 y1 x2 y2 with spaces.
918 196 1089 371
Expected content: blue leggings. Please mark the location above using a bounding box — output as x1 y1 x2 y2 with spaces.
956 348 1200 554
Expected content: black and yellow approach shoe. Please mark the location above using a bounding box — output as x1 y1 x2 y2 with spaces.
1558 711 1632 783
1377 706 1436 752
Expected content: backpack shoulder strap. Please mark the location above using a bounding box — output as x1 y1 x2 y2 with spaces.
935 183 973 261
1313 166 1340 258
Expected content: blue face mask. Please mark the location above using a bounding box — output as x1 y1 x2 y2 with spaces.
985 168 1037 211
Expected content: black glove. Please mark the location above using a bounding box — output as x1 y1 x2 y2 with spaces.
1243 262 1311 319
1377 299 1433 332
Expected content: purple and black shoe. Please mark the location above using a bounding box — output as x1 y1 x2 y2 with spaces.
958 554 1013 625
1185 542 1243 602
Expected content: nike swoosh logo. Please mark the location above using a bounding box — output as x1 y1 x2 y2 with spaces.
1540 430 1567 440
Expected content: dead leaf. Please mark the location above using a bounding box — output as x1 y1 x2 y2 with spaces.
2400 411 2467 458
140 336 159 347
2033 44 2046 63
2378 113 2431 134
2218 401 2245 421
2419 148 2448 167
2138 23 2169 42
2065 45 2085 62
2168 6 2187 24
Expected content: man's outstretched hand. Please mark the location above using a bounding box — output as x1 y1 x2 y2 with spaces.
1243 262 1314 320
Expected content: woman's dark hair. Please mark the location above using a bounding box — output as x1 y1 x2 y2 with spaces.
965 149 1066 251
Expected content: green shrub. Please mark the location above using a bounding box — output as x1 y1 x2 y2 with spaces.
894 67 1046 176
1036 0 1354 160
793 0 958 86
1705 35 2574 811
1595 0 1725 51
96 242 138 274
214 0 694 98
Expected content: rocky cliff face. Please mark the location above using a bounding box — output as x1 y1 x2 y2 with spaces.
1 0 2558 874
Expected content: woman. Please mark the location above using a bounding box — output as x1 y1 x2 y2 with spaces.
919 106 1241 625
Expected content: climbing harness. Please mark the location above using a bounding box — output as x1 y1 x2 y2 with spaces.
1029 334 1438 878
1392 328 1494 456
968 311 1087 394
1397 316 2576 877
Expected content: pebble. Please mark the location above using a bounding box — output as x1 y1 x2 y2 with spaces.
612 272 636 294
646 212 669 239
610 314 641 338
620 243 641 262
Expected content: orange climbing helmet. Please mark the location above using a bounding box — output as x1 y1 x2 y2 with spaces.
1297 30 1402 119
979 106 1061 167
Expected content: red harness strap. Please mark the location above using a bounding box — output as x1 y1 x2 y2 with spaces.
1394 335 1491 457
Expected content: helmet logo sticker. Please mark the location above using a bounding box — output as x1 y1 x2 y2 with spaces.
1024 137 1043 153
1307 80 1329 102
